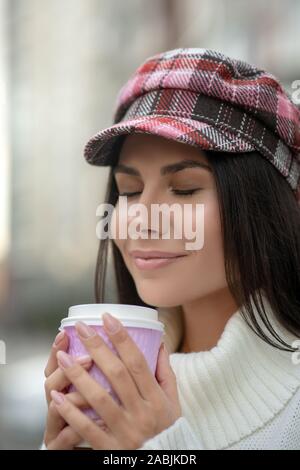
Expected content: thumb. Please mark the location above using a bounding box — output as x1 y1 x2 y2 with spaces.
155 343 178 399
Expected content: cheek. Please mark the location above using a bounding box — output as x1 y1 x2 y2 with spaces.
112 234 124 255
179 198 226 293
111 205 126 254
110 204 126 253
193 199 226 283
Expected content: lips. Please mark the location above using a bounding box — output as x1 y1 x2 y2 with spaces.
129 250 186 259
129 250 187 270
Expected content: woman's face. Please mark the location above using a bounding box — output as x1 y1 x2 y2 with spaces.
112 133 227 307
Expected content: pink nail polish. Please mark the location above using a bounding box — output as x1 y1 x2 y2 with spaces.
51 390 65 405
57 350 75 368
75 321 96 339
102 312 121 334
75 355 92 364
53 330 65 346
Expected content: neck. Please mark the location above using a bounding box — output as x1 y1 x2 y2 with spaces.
179 287 240 352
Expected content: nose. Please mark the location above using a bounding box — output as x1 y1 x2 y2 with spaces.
127 186 171 238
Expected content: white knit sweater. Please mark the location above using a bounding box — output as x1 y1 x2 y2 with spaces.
139 294 300 450
41 293 300 450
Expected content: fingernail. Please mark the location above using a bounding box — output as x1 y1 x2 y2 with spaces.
51 390 65 405
57 350 75 368
102 312 121 334
75 355 92 365
53 330 65 346
75 321 97 339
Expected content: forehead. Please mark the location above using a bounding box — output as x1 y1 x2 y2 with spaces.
118 133 210 166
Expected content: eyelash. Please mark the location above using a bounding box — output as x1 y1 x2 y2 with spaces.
118 189 200 198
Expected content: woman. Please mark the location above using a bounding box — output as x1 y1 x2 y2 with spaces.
42 48 300 450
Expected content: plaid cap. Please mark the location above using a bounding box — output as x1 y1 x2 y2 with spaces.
83 48 300 204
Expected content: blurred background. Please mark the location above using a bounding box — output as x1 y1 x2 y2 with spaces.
0 0 299 449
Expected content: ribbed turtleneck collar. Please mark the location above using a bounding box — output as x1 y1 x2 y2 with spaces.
167 294 300 449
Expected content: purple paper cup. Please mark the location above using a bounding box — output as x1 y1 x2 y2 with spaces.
58 304 164 446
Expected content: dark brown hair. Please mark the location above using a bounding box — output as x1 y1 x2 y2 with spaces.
94 139 300 352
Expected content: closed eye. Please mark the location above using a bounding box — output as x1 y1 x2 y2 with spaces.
171 189 201 196
118 191 141 198
118 189 201 198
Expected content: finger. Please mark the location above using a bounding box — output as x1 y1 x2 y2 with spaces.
47 425 82 450
79 315 162 402
50 390 116 450
45 355 93 405
75 321 142 412
45 391 91 444
66 391 91 408
44 399 66 444
44 330 69 378
56 352 128 438
155 343 181 410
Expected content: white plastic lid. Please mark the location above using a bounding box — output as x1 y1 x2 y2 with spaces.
60 303 164 332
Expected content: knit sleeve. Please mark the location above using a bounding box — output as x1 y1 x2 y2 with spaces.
137 416 204 450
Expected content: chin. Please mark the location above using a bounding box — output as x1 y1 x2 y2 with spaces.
136 286 181 308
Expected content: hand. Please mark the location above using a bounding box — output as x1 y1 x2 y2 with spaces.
43 330 94 449
50 313 182 450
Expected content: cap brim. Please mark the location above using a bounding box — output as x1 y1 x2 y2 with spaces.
83 114 256 166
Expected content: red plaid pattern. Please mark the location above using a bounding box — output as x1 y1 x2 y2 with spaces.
84 48 300 204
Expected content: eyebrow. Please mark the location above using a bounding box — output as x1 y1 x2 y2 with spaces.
113 159 212 177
